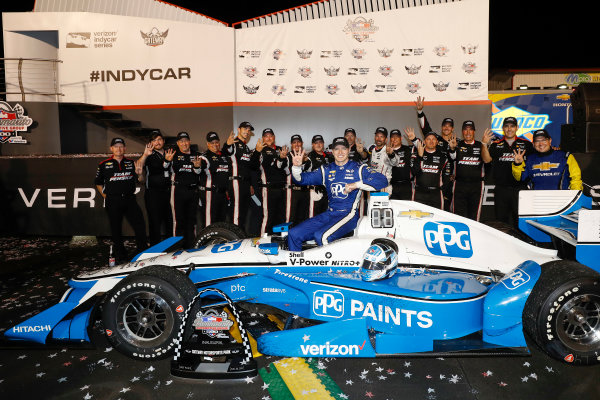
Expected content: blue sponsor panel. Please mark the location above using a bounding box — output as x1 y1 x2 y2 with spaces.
483 261 542 347
489 92 572 143
423 221 473 258
4 302 76 343
211 240 243 254
576 245 600 272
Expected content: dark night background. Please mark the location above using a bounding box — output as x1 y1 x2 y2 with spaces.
0 0 595 71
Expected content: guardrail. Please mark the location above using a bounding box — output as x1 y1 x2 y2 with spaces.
0 58 64 102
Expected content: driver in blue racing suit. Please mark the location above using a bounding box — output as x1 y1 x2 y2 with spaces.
287 137 388 251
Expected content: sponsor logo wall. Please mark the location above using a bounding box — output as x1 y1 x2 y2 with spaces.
235 0 488 102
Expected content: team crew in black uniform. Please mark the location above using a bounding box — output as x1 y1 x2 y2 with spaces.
97 103 560 258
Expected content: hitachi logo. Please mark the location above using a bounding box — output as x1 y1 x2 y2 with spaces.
13 325 52 333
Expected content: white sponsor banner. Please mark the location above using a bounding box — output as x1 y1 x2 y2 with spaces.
235 0 488 102
2 12 234 105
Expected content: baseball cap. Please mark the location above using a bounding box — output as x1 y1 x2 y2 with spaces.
441 118 454 127
206 131 219 142
177 131 190 140
389 129 402 137
532 129 551 140
375 127 388 136
149 130 163 140
503 116 518 126
110 137 125 146
331 137 350 148
424 131 438 139
312 134 324 143
291 134 303 143
344 128 356 135
462 120 475 130
262 128 274 136
239 121 254 130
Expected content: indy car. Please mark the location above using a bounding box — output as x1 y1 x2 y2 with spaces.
4 191 600 377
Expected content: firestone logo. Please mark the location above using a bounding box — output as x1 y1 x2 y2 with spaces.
0 102 33 144
343 16 379 42
140 27 169 47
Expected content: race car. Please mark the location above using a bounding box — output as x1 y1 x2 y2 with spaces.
4 192 600 377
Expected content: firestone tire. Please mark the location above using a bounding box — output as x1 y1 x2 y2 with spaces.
102 266 198 360
194 222 246 248
523 260 600 365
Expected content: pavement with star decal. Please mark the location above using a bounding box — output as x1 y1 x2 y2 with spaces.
1 237 599 399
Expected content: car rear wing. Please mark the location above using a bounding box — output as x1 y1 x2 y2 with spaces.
518 190 600 271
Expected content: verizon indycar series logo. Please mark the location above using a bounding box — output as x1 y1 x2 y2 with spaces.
343 16 379 42
378 48 394 58
243 84 259 94
140 27 168 47
423 222 473 258
0 102 33 144
193 309 233 338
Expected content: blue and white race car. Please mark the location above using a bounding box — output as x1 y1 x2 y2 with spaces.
5 191 600 376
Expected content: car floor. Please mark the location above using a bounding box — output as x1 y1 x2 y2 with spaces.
1 237 599 400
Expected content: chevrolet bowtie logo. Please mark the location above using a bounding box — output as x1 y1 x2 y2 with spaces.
400 210 433 219
532 161 560 171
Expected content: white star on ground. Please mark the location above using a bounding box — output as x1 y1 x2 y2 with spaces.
48 353 57 358
346 380 353 385
439 374 445 380
545 366 554 373
120 388 131 393
378 375 387 380
361 369 369 375
404 361 411 367
529 373 538 380
290 369 297 375
303 334 310 342
57 377 68 383
449 375 460 384
262 382 270 390
376 366 384 372
83 393 93 400
80 385 90 391
130 377 140 382
17 355 27 359
262 396 271 400
338 394 348 399
244 376 255 384
36 372 45 378
166 380 173 385
104 347 113 352
404 372 412 378
523 361 530 367
428 388 435 393
521 376 529 382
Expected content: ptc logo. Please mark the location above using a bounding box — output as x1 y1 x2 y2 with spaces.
423 222 472 258
313 290 344 318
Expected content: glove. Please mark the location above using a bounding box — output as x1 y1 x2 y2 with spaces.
310 189 324 202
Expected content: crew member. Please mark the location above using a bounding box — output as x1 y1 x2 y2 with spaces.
366 126 393 188
251 128 288 235
486 117 534 226
387 128 416 200
199 131 231 227
306 134 333 217
287 137 388 252
137 130 172 246
411 131 451 209
165 131 202 248
95 137 147 262
512 129 582 190
344 128 367 163
223 121 254 232
414 96 457 210
283 134 311 225
452 121 492 221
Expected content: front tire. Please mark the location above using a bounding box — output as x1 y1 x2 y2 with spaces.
102 266 198 360
523 260 600 365
194 222 246 248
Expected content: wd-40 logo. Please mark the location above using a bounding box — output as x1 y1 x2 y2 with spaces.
491 105 551 138
501 268 531 290
313 290 344 318
423 222 473 258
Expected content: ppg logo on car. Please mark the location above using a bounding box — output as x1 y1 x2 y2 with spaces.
423 222 473 258
313 290 344 318
501 268 531 290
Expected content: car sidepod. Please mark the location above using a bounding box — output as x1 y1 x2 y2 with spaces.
483 260 542 347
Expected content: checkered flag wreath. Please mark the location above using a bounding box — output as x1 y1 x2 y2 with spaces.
172 288 253 364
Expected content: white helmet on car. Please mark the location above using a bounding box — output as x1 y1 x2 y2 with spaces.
360 240 398 281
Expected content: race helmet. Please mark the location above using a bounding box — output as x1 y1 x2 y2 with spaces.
360 241 398 281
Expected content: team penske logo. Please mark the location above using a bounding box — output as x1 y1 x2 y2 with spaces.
324 66 340 76
433 81 450 92
140 27 168 47
243 84 259 94
351 84 367 94
297 49 312 59
378 48 393 57
405 65 421 75
461 44 478 54
532 161 560 171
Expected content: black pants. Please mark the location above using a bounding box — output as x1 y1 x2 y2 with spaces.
442 181 453 212
453 180 484 221
201 187 229 228
413 187 443 209
105 194 147 260
494 185 520 228
230 179 251 232
144 188 172 246
171 185 199 249
288 188 310 226
259 187 286 235
390 181 413 200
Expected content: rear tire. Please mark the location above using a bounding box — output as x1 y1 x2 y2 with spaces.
102 266 198 360
194 222 246 248
523 260 600 365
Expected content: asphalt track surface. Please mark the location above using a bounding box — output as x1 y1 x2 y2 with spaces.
1 237 599 400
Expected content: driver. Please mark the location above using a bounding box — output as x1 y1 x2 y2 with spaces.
287 137 388 252
360 241 399 281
